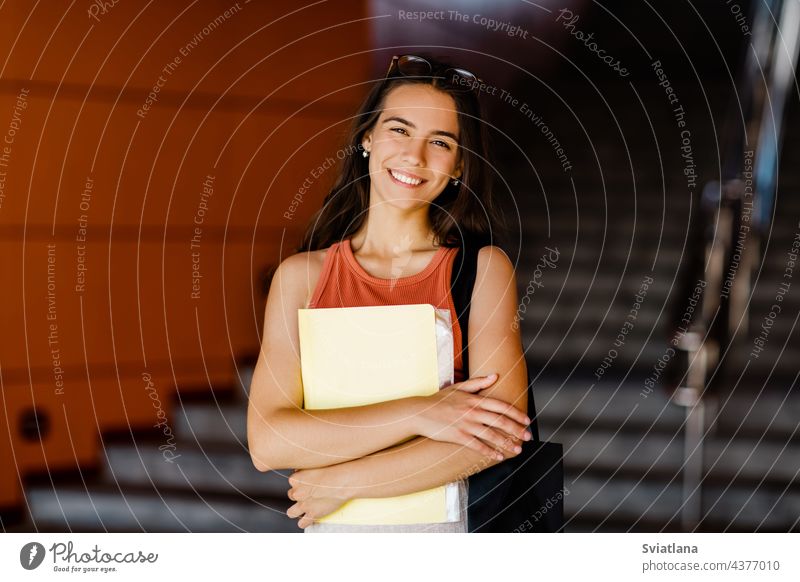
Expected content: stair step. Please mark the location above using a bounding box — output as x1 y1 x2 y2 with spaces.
517 306 673 326
517 247 683 267
25 485 297 532
563 474 800 531
714 384 800 438
176 403 249 445
174 400 249 446
726 343 800 378
533 379 799 441
102 442 289 497
551 429 799 485
522 335 668 368
236 362 255 399
564 474 683 529
750 282 800 303
518 201 692 216
535 379 683 429
700 483 800 531
514 276 673 302
520 305 665 329
521 220 689 238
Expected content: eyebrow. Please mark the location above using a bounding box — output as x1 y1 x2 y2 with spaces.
382 116 460 143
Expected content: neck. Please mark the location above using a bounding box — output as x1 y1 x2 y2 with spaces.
349 200 438 258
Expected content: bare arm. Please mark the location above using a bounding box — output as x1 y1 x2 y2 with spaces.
247 253 426 471
290 247 530 504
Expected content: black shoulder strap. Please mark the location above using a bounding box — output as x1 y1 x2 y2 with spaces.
450 239 540 442
450 239 481 377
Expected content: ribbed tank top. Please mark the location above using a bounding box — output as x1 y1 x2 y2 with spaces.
308 238 465 384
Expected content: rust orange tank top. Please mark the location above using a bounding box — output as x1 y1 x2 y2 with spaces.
308 238 466 384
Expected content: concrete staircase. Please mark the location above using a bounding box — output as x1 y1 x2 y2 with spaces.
534 376 799 532
725 118 800 382
505 79 800 531
10 365 301 533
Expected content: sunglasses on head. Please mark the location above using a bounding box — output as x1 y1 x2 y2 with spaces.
384 54 484 93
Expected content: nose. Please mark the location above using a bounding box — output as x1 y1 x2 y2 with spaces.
400 135 425 167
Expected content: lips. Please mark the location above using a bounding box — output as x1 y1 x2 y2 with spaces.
388 168 426 187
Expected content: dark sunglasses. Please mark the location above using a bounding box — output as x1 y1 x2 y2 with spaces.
384 54 484 93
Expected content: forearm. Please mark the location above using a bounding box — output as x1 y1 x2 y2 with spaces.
332 435 506 500
249 397 423 471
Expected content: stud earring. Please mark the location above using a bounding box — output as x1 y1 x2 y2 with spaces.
363 150 369 158
451 178 459 186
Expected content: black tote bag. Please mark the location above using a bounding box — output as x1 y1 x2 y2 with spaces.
450 237 565 533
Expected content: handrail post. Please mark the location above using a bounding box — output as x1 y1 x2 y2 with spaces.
670 330 711 531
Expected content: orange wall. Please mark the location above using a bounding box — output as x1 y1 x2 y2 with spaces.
0 0 371 509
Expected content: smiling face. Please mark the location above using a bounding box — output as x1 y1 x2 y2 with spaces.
361 83 463 211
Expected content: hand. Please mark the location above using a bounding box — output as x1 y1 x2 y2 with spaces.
413 373 532 460
286 466 352 529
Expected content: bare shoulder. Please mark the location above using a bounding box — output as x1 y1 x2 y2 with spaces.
273 248 328 308
472 245 518 316
476 245 516 281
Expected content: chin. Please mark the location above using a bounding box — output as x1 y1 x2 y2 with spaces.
373 185 425 207
386 184 448 206
385 196 429 211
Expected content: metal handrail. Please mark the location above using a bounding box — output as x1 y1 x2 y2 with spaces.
666 0 800 531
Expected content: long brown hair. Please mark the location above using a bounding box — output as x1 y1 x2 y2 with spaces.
295 53 507 253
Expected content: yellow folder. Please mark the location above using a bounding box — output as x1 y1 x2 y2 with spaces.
297 303 455 525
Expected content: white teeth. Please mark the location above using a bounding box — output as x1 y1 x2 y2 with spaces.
390 169 422 185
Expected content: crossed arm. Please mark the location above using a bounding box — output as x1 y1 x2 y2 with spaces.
247 247 527 526
294 341 527 500
282 247 529 526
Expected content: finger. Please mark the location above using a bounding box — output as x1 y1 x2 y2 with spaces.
478 436 519 461
478 397 531 426
298 516 313 529
463 430 506 461
473 424 522 455
473 410 531 441
287 503 303 519
474 408 526 435
455 374 498 392
504 434 524 448
458 429 502 459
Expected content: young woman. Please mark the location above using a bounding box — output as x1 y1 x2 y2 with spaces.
247 54 531 532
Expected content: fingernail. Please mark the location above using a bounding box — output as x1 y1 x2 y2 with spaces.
514 446 522 453
524 431 532 440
